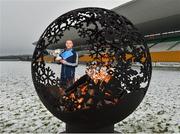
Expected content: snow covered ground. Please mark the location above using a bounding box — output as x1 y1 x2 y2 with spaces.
0 61 179 133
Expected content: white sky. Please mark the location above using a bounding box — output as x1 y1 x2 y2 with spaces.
0 0 131 56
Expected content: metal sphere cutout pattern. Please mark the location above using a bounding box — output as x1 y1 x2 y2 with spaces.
31 7 152 128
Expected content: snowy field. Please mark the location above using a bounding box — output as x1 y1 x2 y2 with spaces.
0 61 180 133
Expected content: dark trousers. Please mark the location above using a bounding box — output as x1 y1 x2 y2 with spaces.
60 65 75 88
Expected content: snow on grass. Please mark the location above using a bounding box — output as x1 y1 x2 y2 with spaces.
0 61 179 133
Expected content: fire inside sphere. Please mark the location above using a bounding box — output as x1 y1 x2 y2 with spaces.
31 7 152 130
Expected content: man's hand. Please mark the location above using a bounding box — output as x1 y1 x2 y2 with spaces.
54 57 60 62
60 59 67 64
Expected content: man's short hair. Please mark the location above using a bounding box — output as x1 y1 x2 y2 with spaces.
66 39 73 44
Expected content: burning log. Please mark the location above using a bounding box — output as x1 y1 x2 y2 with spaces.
59 63 121 112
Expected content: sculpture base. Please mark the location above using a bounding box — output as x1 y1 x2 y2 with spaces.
65 124 114 133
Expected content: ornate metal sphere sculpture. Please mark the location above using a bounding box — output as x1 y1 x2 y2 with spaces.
31 7 152 132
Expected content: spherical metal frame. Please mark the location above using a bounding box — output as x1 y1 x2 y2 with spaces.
31 7 152 129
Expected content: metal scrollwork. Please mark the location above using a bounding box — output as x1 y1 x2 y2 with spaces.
31 7 152 126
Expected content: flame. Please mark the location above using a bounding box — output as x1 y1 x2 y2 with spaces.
86 65 112 84
80 84 88 95
77 97 84 103
69 93 75 99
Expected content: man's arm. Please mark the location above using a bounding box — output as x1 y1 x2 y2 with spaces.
63 53 78 67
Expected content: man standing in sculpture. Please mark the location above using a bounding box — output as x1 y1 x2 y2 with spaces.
55 40 78 88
